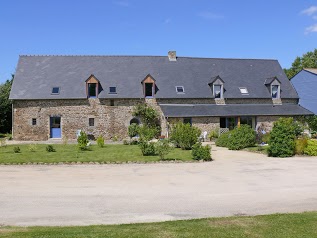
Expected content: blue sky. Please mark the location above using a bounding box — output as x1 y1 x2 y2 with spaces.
1 0 317 83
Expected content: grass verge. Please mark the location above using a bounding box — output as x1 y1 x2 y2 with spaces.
0 144 193 164
244 145 269 155
0 212 316 238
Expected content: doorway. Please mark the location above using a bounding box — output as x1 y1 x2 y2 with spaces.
50 117 61 138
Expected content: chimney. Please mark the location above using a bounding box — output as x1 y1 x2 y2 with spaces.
168 51 177 61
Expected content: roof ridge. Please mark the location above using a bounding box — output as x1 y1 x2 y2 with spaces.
18 55 277 61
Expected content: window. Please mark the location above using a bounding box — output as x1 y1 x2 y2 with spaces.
110 100 115 106
183 118 192 126
32 118 37 126
51 87 60 94
89 118 95 127
109 87 117 94
176 86 184 93
240 116 255 129
271 85 279 99
145 83 153 97
88 83 97 98
239 87 248 95
214 85 222 98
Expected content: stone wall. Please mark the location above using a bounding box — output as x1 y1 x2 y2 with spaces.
256 116 281 132
13 99 143 141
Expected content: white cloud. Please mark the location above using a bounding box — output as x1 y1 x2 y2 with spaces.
305 24 317 34
197 11 223 20
301 6 317 16
114 1 129 7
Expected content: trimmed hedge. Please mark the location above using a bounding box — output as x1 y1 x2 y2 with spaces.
216 125 256 150
304 140 317 156
192 142 211 160
170 123 201 150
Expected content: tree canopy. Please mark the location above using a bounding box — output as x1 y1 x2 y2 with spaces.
0 75 14 133
284 49 317 79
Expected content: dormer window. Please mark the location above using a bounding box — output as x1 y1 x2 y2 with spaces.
176 86 184 93
109 87 117 94
271 85 280 98
85 75 99 98
214 85 222 98
265 77 281 99
141 74 156 98
88 83 97 97
209 75 224 99
51 87 60 95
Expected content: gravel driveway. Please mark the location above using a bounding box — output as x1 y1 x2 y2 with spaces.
1 146 317 226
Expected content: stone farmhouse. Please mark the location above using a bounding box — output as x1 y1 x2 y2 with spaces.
9 52 312 141
291 68 317 114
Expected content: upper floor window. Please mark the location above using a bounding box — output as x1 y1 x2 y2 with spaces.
239 87 248 95
88 83 97 98
214 85 222 98
109 87 117 94
176 86 184 93
85 74 100 98
32 118 37 126
51 87 60 95
142 74 156 98
271 85 280 99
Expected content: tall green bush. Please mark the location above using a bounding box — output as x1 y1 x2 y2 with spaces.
170 122 201 150
132 103 160 129
128 123 139 138
192 142 211 160
268 118 296 157
215 131 231 147
304 140 317 156
227 125 256 150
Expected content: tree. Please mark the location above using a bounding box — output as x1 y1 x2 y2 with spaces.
0 75 14 133
284 49 317 79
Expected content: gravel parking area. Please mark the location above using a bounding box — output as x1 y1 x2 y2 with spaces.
1 145 317 226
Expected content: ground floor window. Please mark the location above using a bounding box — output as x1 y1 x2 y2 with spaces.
183 118 192 126
220 116 256 130
89 118 95 127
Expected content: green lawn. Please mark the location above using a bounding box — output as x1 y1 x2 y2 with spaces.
0 144 193 164
0 212 316 238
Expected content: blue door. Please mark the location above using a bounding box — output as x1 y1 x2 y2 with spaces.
50 117 61 138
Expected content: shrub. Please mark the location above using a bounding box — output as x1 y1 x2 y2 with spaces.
139 141 156 156
268 117 296 157
261 133 270 144
138 125 158 142
216 131 231 147
208 129 219 140
96 135 105 148
13 146 20 153
170 122 201 150
77 131 89 151
295 138 308 155
128 123 139 138
123 139 129 145
304 140 317 156
112 135 118 142
227 125 256 150
46 145 56 152
132 103 160 128
192 142 211 160
28 144 37 152
155 139 173 160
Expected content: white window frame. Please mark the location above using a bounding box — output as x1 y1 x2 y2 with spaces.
271 85 280 99
213 84 223 99
175 86 185 93
239 87 249 95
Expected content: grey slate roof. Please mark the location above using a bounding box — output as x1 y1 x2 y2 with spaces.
159 104 313 117
291 69 317 114
10 55 299 100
